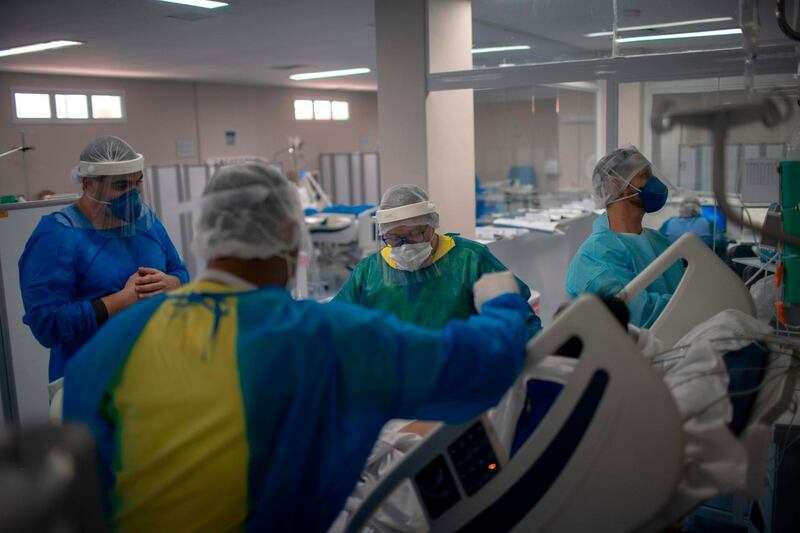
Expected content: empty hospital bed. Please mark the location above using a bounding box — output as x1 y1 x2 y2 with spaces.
344 233 798 533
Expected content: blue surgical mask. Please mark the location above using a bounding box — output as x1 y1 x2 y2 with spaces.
634 176 669 213
109 189 143 222
612 176 669 213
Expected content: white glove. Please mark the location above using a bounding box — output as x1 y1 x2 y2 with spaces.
473 271 520 312
48 377 64 425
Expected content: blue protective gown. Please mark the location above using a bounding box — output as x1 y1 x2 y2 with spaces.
660 216 728 258
660 216 715 247
63 281 530 532
19 204 189 380
566 213 684 328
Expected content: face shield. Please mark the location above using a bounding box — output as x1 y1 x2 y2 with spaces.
592 145 675 213
374 200 443 287
291 221 316 299
70 151 156 237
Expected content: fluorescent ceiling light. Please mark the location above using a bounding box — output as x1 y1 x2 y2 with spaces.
586 17 734 37
0 40 83 59
290 67 370 81
472 45 531 54
157 0 228 9
616 28 742 43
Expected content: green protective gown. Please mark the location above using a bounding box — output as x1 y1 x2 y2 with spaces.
334 233 542 338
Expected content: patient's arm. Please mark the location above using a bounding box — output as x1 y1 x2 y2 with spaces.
398 420 438 436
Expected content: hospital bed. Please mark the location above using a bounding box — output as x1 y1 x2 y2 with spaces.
618 232 756 348
306 207 377 251
344 234 798 533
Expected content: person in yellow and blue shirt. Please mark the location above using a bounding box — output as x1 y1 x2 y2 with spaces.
566 146 684 328
334 184 541 338
63 162 530 532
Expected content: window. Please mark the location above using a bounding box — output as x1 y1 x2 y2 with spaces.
294 99 314 120
294 99 349 121
313 100 332 120
331 100 349 120
13 90 125 122
55 94 89 119
14 93 51 119
91 94 123 119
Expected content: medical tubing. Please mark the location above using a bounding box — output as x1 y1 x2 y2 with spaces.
650 335 800 364
678 368 792 424
744 252 781 287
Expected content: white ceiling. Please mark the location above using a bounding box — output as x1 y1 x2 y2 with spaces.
471 0 795 67
1 0 796 90
0 0 378 90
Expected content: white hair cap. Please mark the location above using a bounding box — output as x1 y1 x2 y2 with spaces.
70 135 144 183
192 161 303 261
679 196 702 217
591 145 653 208
376 184 440 233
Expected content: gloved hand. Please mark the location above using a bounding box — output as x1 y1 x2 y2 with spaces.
472 271 520 312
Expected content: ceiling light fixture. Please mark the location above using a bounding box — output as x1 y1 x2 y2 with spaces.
157 0 228 9
616 28 742 43
472 45 531 54
289 67 371 81
585 17 734 38
0 40 83 59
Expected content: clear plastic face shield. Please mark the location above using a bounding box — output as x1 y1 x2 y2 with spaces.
72 154 156 236
375 201 443 287
291 216 315 299
593 145 676 213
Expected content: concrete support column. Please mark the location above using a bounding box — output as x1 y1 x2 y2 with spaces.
374 0 428 192
375 0 476 236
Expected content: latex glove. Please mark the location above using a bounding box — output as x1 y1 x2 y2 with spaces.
473 271 520 312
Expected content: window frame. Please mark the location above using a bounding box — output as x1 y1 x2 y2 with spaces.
11 88 127 124
293 98 350 122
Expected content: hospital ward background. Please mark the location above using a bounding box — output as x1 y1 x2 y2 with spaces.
1 0 800 532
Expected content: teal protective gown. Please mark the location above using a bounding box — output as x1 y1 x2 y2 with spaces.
566 213 684 328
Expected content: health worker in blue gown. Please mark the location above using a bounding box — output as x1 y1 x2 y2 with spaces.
566 145 684 328
660 196 729 260
62 161 530 532
19 136 189 401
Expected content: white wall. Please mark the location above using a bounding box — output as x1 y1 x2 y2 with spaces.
0 72 378 197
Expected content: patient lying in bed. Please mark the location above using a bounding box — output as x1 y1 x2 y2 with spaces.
331 299 776 533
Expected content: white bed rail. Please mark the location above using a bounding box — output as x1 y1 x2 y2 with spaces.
618 233 755 348
345 295 684 533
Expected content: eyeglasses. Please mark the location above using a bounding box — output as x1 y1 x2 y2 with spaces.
381 228 430 247
110 175 144 192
